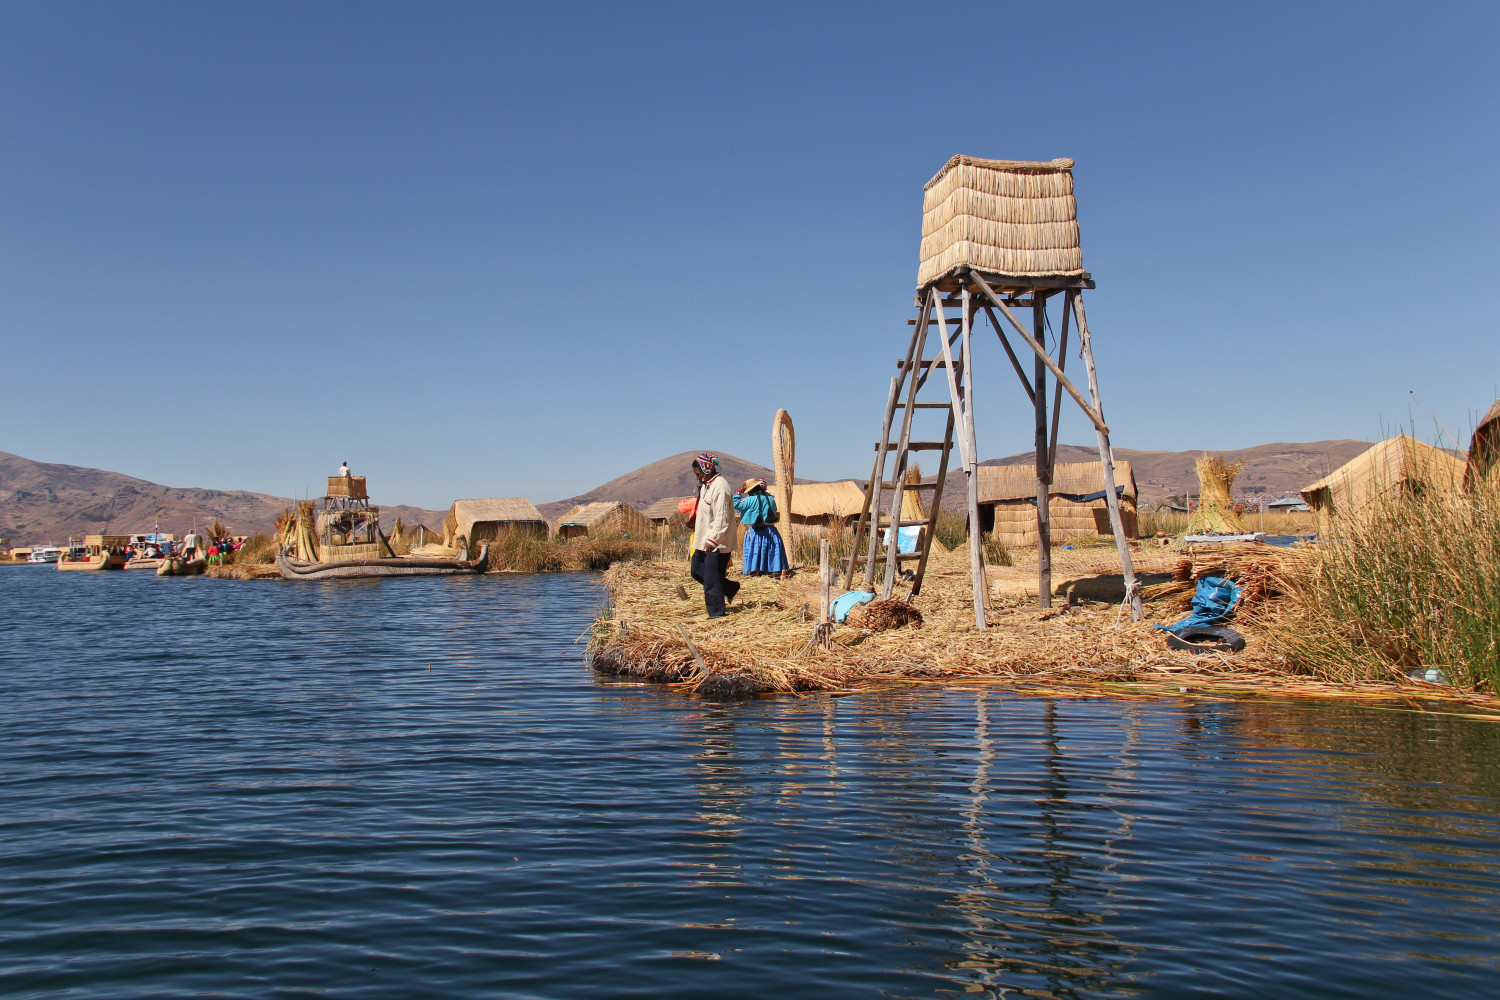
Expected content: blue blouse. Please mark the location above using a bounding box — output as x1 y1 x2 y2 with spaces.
732 492 778 526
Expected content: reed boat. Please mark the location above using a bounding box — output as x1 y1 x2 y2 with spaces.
156 556 207 577
274 473 489 580
276 545 488 580
56 542 124 571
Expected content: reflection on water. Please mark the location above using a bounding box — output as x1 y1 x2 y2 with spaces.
1 569 1499 998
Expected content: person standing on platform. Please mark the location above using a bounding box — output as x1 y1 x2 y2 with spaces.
690 453 739 618
734 477 789 581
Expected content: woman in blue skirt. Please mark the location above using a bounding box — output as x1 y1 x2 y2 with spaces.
734 477 789 580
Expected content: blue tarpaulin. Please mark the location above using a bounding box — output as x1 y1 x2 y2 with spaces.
1156 576 1241 634
831 590 876 623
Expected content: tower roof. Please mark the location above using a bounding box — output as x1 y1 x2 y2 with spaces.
918 156 1084 290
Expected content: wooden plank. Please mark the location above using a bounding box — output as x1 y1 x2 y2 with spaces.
973 273 1108 432
874 441 949 451
879 481 939 490
894 401 952 409
934 270 1095 292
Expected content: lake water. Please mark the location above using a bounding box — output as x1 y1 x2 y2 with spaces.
2 568 1499 998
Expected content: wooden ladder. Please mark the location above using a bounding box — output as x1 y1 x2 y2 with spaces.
845 286 989 628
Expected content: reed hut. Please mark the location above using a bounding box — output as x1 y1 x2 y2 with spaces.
552 501 653 540
443 498 547 549
976 461 1137 547
787 481 867 528
1464 399 1500 490
642 496 693 530
1300 435 1463 533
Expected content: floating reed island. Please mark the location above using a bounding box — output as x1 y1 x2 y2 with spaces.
588 533 1500 714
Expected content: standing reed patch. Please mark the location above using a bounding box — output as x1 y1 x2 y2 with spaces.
1267 478 1500 690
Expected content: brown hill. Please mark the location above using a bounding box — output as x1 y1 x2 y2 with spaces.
980 440 1376 503
536 451 774 521
0 451 444 545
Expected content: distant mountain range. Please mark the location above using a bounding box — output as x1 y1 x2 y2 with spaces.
2 439 1380 544
0 451 445 545
534 451 774 521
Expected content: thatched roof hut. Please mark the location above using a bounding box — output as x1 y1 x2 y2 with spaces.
443 498 547 548
642 496 693 529
975 461 1137 547
1300 436 1462 530
787 481 867 527
552 501 653 540
919 156 1083 290
1465 399 1500 490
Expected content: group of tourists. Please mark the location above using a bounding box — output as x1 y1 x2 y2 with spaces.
685 453 789 619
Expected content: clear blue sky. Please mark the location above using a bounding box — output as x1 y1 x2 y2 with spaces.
3 2 1496 508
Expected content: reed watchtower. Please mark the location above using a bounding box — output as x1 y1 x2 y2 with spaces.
846 156 1141 626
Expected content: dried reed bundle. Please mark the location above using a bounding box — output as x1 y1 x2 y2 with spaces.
773 409 794 531
846 599 923 631
1187 454 1245 534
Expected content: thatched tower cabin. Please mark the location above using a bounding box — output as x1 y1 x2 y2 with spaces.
787 481 867 528
443 498 547 549
1300 436 1462 532
552 501 653 540
918 156 1084 291
642 496 693 530
975 461 1138 547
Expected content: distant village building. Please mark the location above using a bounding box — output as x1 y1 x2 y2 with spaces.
1265 495 1310 512
551 501 653 540
976 461 1138 547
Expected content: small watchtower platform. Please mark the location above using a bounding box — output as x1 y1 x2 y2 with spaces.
847 155 1141 627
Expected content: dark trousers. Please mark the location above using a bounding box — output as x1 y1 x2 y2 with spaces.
690 549 739 618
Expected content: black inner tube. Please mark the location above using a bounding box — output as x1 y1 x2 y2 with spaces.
1166 625 1246 653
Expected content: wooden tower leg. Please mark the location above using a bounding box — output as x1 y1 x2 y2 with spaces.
960 285 987 629
1071 291 1143 621
1034 297 1052 608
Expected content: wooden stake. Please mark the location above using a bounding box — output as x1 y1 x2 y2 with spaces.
1071 291 1143 621
819 538 832 625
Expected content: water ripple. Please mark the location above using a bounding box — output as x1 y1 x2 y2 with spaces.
2 568 1499 997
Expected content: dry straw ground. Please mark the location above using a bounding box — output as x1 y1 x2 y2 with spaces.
590 540 1500 717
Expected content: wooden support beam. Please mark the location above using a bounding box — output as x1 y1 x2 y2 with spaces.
960 283 987 630
1034 297 1052 609
972 273 1108 433
982 305 1036 406
873 441 949 451
1071 291 1143 622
